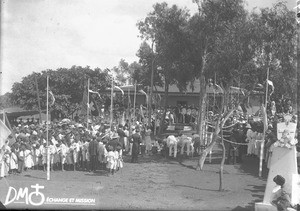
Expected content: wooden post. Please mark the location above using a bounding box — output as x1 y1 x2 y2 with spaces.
110 78 114 131
46 75 50 181
133 81 137 126
87 78 90 128
34 74 42 124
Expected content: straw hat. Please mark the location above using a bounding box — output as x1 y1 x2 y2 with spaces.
245 124 251 129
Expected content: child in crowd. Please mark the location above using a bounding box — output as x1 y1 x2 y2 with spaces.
116 145 123 171
270 175 293 211
10 148 18 175
106 145 117 176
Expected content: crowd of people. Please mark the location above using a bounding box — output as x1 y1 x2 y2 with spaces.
0 119 162 179
0 96 298 179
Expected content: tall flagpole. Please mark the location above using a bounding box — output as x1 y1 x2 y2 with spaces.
259 57 270 178
87 78 90 128
133 81 137 126
46 75 50 181
265 67 270 109
34 74 42 124
110 78 114 131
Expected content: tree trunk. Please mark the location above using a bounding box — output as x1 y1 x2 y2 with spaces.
219 129 225 191
196 120 219 171
158 80 169 134
196 109 234 171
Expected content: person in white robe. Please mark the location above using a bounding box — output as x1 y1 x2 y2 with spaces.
106 146 117 176
10 148 18 174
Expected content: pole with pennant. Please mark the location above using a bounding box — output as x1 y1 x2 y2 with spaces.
34 74 42 124
259 55 271 178
46 75 50 181
110 78 114 131
133 81 137 126
87 78 90 128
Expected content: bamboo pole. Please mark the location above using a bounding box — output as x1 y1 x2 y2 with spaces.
110 78 114 131
34 74 42 124
87 78 90 128
133 81 137 126
46 75 50 181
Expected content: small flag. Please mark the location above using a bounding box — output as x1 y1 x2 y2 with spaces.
0 119 11 149
267 80 274 96
138 89 148 104
49 90 55 106
89 90 101 98
89 95 99 116
114 85 124 95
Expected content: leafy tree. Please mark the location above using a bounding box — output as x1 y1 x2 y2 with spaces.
0 92 14 109
10 66 111 120
137 2 191 131
249 2 297 104
112 59 131 85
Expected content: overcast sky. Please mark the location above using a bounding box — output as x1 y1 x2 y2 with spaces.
0 0 295 95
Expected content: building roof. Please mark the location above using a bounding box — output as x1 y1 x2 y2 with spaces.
0 107 45 118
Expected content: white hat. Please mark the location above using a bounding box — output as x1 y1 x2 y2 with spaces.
77 124 84 128
32 131 38 135
245 124 251 129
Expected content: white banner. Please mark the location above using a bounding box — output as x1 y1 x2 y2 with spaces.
0 119 11 149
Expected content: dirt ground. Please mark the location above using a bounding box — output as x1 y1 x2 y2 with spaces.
0 145 268 210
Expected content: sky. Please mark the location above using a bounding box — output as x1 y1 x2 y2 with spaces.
0 0 296 95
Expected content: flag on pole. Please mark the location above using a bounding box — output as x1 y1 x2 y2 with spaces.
267 80 274 96
138 89 148 104
89 90 101 98
49 90 55 106
114 85 124 95
0 118 11 149
81 89 100 117
89 94 100 116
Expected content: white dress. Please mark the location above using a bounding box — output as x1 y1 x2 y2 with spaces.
10 152 18 170
106 151 117 170
246 129 256 155
116 150 123 169
25 149 34 168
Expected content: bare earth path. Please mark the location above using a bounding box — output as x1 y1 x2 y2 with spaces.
0 150 267 210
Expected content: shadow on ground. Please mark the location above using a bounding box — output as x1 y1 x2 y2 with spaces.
231 156 267 211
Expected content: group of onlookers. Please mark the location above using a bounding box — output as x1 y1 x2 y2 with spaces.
0 119 160 179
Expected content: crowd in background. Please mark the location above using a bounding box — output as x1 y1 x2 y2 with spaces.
0 97 298 178
0 118 161 179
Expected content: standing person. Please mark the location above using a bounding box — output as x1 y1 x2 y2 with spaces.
10 147 18 175
88 135 98 173
24 145 34 171
130 128 142 163
245 123 256 156
123 126 129 153
71 138 80 171
97 138 107 170
106 145 117 176
144 126 152 155
117 125 126 151
81 138 89 171
59 140 68 171
41 141 48 172
116 145 123 171
17 143 26 173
